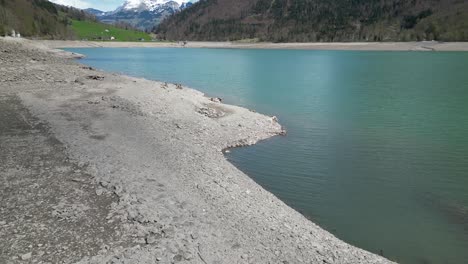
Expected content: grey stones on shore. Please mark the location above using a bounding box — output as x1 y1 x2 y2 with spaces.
197 106 225 118
145 232 162 244
20 252 32 260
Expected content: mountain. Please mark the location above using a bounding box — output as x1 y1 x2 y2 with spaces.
156 0 468 42
84 8 105 16
94 0 197 31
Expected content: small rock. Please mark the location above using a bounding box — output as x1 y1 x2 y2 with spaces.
146 232 162 244
86 75 104 81
145 236 156 244
96 188 104 196
210 97 222 103
21 252 32 260
173 254 183 262
183 252 193 260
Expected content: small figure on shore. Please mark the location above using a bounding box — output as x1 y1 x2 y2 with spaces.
176 83 183 89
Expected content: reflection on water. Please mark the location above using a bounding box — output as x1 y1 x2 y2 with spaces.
67 47 468 264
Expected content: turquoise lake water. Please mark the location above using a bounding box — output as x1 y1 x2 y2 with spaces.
67 47 468 264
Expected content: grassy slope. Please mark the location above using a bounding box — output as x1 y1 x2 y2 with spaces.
0 0 152 41
71 20 151 41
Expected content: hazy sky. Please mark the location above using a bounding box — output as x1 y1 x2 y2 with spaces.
50 0 123 11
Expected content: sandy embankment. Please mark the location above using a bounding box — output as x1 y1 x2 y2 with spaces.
0 37 394 263
39 39 468 51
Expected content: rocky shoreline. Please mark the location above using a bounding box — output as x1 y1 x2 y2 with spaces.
0 37 393 263
38 39 468 51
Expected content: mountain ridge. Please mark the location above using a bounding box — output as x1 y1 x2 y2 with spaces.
94 0 197 31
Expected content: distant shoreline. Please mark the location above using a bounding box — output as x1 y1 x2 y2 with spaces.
38 39 468 51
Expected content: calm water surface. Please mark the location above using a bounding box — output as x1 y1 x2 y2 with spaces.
67 47 468 264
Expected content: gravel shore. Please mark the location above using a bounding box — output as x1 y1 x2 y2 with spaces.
38 39 468 51
1 37 394 264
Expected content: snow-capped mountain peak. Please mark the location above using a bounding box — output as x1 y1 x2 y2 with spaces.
92 0 198 31
120 0 191 11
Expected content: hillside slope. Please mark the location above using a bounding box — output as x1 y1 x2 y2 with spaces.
0 0 75 38
0 0 151 40
156 0 468 42
0 0 102 39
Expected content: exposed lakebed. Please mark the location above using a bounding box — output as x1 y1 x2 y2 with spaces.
66 47 468 264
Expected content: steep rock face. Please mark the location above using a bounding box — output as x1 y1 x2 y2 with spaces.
94 0 196 31
156 0 468 42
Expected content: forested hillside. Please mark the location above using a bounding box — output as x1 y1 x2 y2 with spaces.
0 0 97 38
0 0 151 40
156 0 468 42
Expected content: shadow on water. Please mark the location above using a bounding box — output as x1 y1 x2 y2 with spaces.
418 192 468 232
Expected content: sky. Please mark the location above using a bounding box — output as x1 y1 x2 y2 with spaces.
49 0 123 11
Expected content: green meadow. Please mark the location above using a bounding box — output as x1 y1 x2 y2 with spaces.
71 20 151 41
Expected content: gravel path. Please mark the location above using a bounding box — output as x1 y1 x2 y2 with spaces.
1 37 394 264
